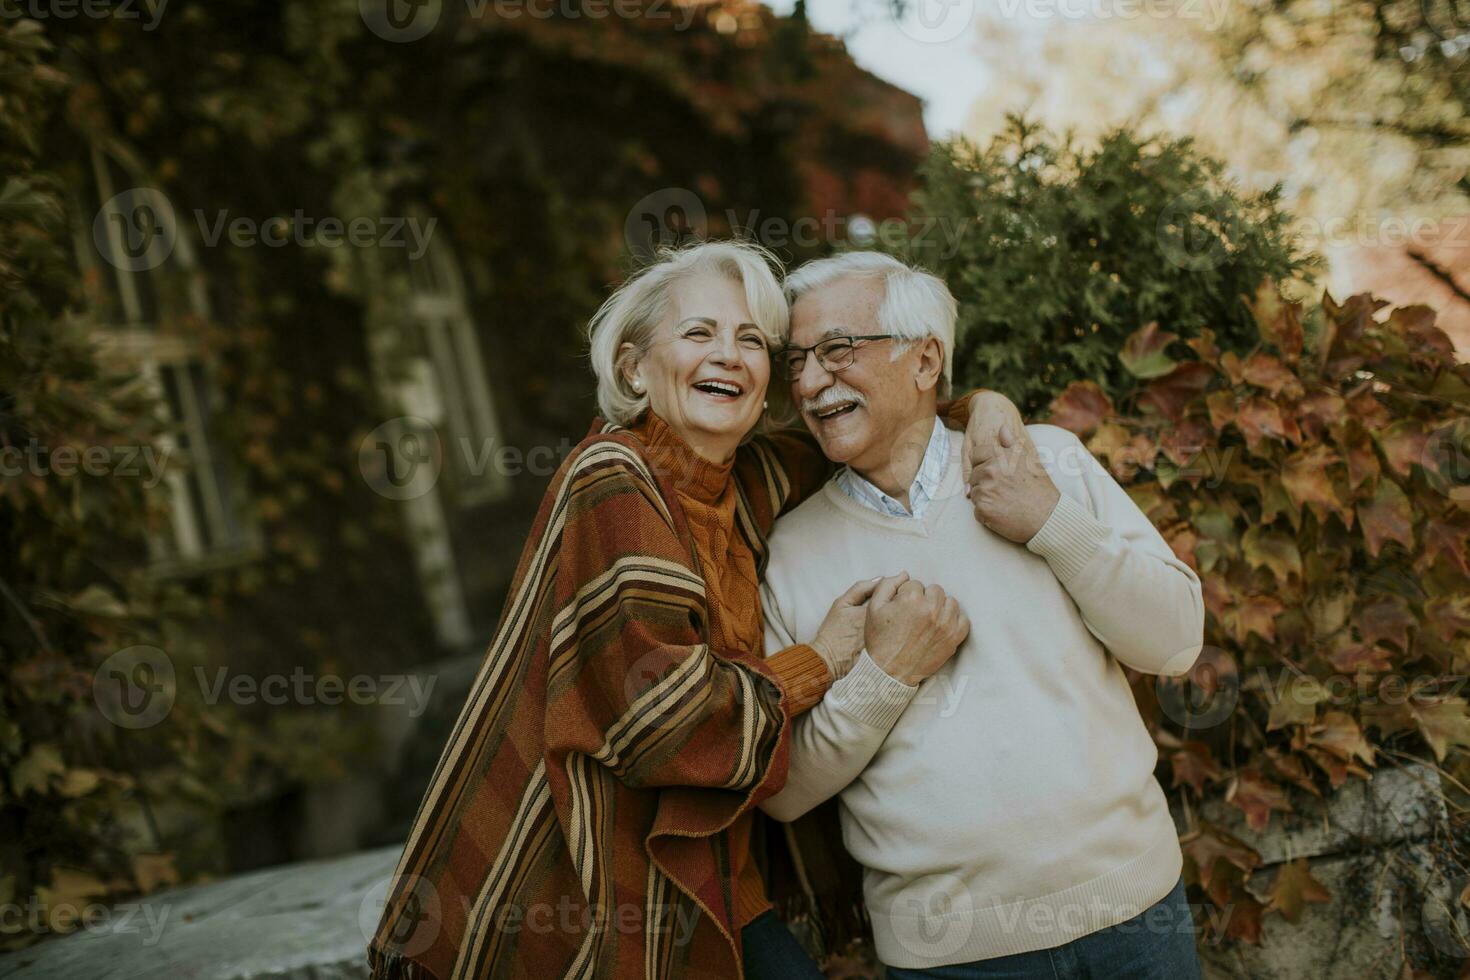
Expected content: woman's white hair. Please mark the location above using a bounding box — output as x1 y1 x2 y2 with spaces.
588 240 788 426
782 252 957 398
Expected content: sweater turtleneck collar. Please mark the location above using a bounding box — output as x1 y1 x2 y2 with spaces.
628 410 735 505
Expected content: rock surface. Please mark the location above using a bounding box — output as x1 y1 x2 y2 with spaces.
0 845 403 980
1174 762 1457 980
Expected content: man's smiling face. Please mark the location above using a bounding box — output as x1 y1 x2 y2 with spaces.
787 274 931 471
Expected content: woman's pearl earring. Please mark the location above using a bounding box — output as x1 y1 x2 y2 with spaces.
631 378 644 393
763 400 769 410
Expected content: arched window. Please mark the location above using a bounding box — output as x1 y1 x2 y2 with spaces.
404 218 508 505
70 141 251 568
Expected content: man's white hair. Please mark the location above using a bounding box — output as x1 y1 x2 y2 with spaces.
782 252 957 398
587 240 787 425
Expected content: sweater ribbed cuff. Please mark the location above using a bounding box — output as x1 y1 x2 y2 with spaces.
828 651 919 729
1026 492 1109 582
766 644 832 715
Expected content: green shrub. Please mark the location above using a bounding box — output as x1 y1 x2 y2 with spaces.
889 117 1319 415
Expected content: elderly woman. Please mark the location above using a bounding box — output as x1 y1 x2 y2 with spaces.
369 241 1016 980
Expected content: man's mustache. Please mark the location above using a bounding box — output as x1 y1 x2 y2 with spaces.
800 385 868 414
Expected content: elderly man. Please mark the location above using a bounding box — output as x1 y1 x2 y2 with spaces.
757 253 1206 979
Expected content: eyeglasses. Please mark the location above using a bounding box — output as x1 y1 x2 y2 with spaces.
775 334 894 379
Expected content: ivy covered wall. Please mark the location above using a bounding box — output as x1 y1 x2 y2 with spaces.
2 2 926 946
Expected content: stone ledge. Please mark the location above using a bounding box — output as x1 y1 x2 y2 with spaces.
0 845 404 980
1172 762 1446 866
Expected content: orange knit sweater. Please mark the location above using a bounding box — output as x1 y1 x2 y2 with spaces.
631 412 832 928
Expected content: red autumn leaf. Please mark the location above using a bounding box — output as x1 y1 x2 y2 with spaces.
1411 700 1470 762
1228 593 1285 644
1357 478 1415 557
1201 573 1234 619
1302 748 1346 788
1307 710 1376 766
1264 747 1322 797
1266 858 1331 923
1319 292 1383 376
1223 892 1266 945
1164 523 1200 569
1242 352 1303 398
1226 767 1294 832
1281 444 1343 516
1089 423 1156 481
1355 595 1415 650
1220 350 1247 386
1423 520 1470 576
1425 595 1470 642
1298 391 1347 429
1048 380 1113 435
1138 362 1215 422
1159 417 1210 468
1124 482 1178 524
1235 395 1288 451
1346 389 1392 429
1205 389 1235 431
1179 820 1261 890
1386 304 1455 357
1376 421 1428 478
1120 321 1180 379
1326 639 1396 674
1248 280 1304 361
1186 328 1220 364
1242 525 1302 585
1340 428 1381 491
1170 741 1225 795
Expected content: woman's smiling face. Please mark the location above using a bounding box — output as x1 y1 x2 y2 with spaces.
624 272 773 463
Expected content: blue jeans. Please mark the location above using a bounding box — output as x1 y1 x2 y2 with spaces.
884 877 1203 980
741 910 826 980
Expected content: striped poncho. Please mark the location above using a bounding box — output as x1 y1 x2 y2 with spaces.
367 417 835 980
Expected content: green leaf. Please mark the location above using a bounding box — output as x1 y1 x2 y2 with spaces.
11 743 65 797
1119 322 1179 379
1243 526 1302 584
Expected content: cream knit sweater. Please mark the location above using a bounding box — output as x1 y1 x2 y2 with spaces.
758 423 1204 968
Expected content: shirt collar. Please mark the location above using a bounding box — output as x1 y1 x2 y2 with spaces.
834 416 949 520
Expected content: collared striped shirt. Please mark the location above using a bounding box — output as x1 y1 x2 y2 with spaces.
835 416 949 520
